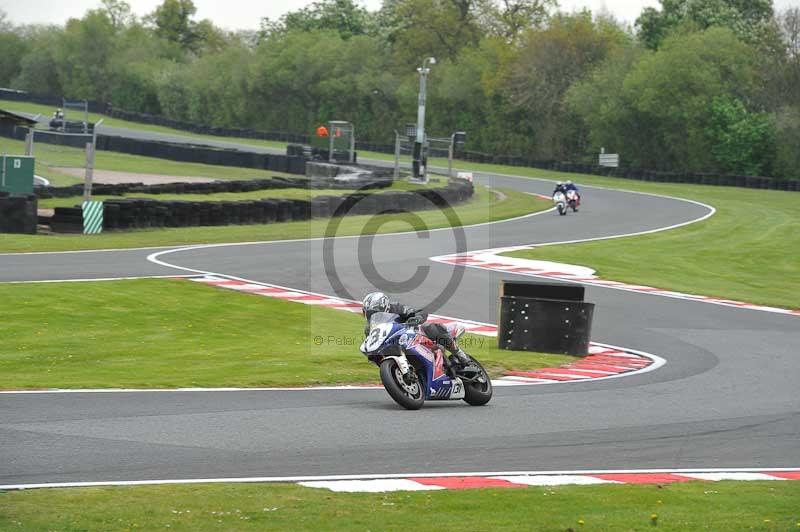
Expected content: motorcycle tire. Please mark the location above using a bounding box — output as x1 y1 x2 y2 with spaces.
462 358 493 406
379 358 425 410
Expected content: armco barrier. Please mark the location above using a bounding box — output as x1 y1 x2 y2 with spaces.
48 180 474 232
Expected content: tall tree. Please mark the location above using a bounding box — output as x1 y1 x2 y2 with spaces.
636 0 774 49
478 0 555 42
571 27 764 172
505 11 631 158
705 96 775 175
100 0 133 29
0 12 27 86
151 0 197 50
264 0 375 40
55 10 118 100
383 0 483 66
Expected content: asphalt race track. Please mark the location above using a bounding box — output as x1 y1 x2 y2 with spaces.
1 128 798 486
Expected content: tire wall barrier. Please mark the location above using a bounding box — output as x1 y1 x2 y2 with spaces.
3 88 795 190
0 192 37 234
58 180 475 232
497 281 595 356
36 176 393 199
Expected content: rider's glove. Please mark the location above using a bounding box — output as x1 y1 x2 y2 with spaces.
406 316 423 327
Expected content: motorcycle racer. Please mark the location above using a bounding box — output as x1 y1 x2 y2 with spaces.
564 180 581 207
362 292 471 368
553 181 567 196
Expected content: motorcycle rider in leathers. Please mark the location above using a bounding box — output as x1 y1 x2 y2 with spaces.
362 292 471 371
564 180 581 207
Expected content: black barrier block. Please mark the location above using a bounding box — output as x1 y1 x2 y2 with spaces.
50 221 83 233
498 296 594 356
502 280 585 301
53 207 83 218
102 203 118 229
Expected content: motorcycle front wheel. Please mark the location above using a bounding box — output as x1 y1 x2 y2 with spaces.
463 359 493 406
379 358 425 410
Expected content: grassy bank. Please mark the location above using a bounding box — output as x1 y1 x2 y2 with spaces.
0 99 289 151
0 278 572 390
497 176 799 309
0 136 284 186
0 186 546 253
1 480 798 530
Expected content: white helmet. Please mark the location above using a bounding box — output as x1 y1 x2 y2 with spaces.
566 180 573 185
556 181 563 186
362 291 390 319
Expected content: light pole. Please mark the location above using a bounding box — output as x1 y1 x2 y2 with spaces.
413 56 436 182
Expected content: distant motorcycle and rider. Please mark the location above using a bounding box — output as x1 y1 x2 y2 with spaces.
552 180 581 215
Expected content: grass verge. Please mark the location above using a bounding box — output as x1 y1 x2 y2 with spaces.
1 480 798 530
492 172 799 309
0 136 286 186
0 99 290 152
0 278 572 390
0 186 547 253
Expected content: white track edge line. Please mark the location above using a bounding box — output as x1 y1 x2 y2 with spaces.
2 467 798 491
0 274 194 284
0 169 711 257
0 190 555 258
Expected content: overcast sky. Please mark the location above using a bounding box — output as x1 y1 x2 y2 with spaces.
1 0 796 30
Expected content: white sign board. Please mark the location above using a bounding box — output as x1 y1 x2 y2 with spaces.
599 153 619 168
456 171 474 182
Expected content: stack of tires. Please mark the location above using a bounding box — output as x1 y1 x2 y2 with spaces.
50 206 83 233
0 193 38 234
47 178 475 232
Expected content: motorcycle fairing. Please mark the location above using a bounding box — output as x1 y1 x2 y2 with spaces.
404 334 464 400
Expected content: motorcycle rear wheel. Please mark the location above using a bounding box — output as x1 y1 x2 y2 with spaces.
462 358 493 406
379 359 425 410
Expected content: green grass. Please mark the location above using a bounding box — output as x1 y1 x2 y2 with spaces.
492 172 799 309
0 278 572 390
0 136 286 187
0 186 546 253
1 99 290 151
1 480 798 530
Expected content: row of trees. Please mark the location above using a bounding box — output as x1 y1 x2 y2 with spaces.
1 0 798 177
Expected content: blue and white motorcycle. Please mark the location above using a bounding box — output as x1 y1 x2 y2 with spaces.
360 312 493 410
